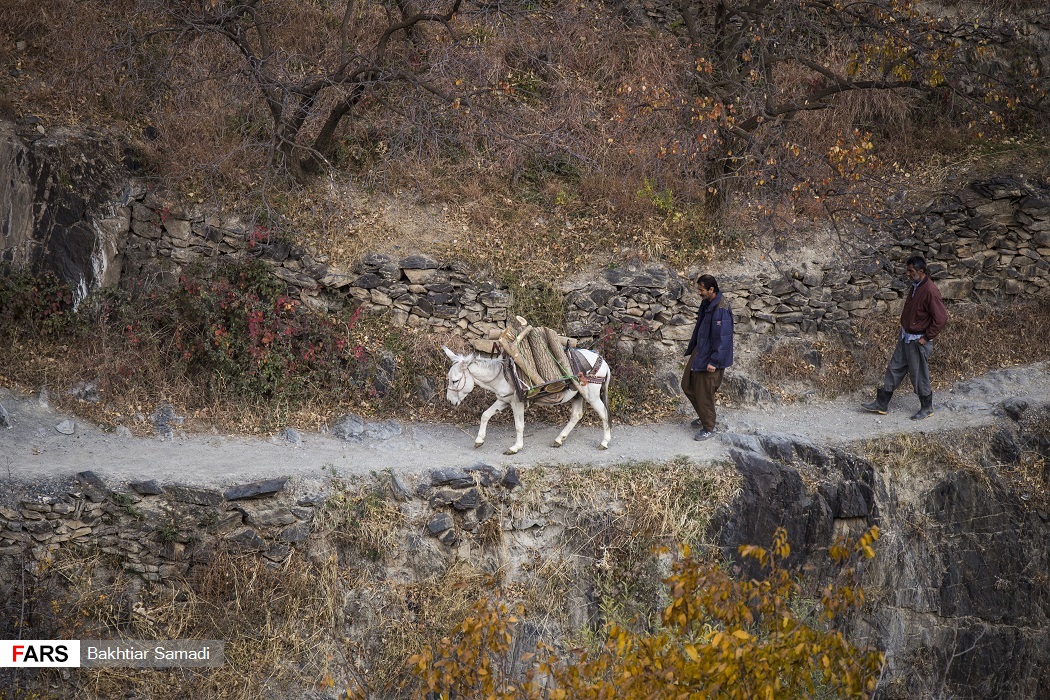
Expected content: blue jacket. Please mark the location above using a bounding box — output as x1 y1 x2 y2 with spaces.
685 292 734 371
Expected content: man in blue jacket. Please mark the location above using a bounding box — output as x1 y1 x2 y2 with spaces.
681 274 734 441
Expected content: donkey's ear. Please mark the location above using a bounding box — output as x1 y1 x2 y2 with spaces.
442 346 459 362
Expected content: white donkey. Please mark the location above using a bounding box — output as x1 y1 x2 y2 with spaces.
443 346 612 455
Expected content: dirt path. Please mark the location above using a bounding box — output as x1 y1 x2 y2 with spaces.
1 363 1046 489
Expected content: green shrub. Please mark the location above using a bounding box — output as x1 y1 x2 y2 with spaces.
0 268 75 341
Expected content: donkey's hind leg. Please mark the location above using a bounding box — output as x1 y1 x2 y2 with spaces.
553 395 585 447
582 385 611 449
475 398 507 448
504 399 525 455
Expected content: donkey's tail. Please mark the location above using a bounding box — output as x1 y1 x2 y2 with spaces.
601 364 610 411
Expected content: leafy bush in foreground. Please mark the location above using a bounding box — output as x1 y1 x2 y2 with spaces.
409 527 884 700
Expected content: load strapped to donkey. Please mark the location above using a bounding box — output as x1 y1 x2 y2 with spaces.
471 315 606 404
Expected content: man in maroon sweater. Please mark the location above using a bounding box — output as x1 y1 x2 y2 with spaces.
862 255 948 420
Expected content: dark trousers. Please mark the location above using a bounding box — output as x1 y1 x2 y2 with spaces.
682 362 723 431
882 337 933 397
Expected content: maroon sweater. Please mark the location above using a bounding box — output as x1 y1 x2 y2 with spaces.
901 276 948 341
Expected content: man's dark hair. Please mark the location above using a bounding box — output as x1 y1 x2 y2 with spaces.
905 255 927 272
697 274 719 293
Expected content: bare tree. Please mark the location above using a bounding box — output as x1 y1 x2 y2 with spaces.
158 0 463 181
663 0 1050 213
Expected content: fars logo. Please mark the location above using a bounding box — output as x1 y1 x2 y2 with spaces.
0 641 81 667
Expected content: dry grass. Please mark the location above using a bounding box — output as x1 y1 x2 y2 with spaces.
9 473 501 699
930 300 1050 385
26 544 343 700
861 410 1050 511
317 478 408 563
533 459 743 629
0 293 469 437
559 458 742 550
991 410 1050 510
0 343 246 437
458 459 745 635
0 307 678 440
347 561 496 696
861 431 981 478
311 473 505 695
757 300 1050 399
999 449 1050 510
756 339 873 399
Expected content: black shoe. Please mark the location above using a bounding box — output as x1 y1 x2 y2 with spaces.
861 389 892 415
911 393 934 420
694 429 716 441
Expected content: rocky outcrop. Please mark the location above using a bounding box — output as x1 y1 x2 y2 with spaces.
0 122 135 304
713 413 1050 700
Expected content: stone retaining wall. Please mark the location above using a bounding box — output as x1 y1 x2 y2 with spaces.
0 466 523 584
108 175 1050 356
3 115 1048 356
0 472 310 577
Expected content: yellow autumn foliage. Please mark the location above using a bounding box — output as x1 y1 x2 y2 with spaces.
409 526 884 700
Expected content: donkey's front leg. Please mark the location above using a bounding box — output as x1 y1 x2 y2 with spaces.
475 399 507 448
504 399 525 455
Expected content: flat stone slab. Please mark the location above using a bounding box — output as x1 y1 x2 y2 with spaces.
223 478 288 501
165 484 224 506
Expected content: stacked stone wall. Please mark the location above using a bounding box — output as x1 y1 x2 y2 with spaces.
5 124 1049 356
0 473 310 578
105 176 1050 357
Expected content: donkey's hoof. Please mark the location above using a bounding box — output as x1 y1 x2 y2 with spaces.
598 443 609 450
474 441 484 449
551 440 563 448
503 448 520 455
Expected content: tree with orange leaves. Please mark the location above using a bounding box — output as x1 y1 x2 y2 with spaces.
407 526 885 700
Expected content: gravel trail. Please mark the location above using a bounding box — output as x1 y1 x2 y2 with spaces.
1 363 1046 488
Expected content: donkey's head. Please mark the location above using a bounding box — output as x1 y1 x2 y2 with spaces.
443 346 476 406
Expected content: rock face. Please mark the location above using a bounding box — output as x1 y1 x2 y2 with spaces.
712 418 1050 700
0 122 134 304
868 469 1050 699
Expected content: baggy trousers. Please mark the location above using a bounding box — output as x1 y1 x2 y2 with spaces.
682 361 724 432
881 337 933 397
